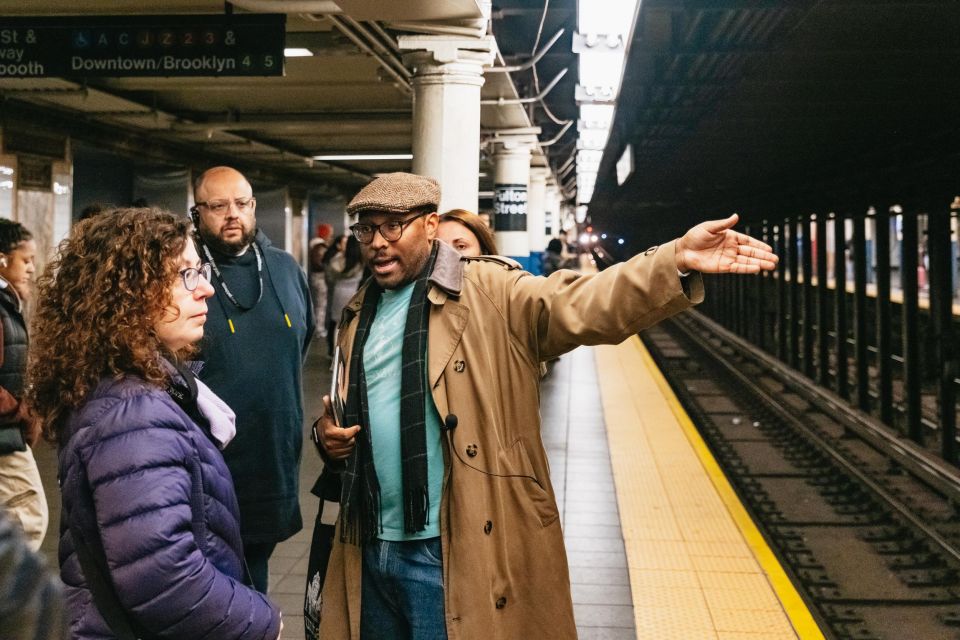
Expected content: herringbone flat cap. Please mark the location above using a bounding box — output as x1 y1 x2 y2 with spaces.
346 172 440 216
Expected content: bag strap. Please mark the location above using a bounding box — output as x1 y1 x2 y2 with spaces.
67 461 155 640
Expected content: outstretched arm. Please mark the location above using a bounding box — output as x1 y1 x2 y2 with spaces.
675 213 778 275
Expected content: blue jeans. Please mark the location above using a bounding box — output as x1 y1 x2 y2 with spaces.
361 537 447 640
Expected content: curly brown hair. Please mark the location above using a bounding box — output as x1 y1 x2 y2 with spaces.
27 207 192 444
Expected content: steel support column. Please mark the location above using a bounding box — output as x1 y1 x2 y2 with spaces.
816 213 830 386
853 211 870 412
834 213 849 400
801 213 814 378
874 206 893 425
901 208 922 442
928 204 957 463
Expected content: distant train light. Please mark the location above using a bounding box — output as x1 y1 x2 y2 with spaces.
618 238 625 245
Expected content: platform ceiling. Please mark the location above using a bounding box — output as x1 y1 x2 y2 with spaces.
0 0 578 198
589 0 960 248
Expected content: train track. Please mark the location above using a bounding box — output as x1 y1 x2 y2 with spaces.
643 311 960 640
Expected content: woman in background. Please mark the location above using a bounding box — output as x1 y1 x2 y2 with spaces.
0 220 45 551
325 235 363 355
437 208 498 257
29 208 281 639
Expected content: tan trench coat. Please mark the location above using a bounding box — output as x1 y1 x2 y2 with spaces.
319 240 703 639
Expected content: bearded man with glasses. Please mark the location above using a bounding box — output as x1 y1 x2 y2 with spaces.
191 166 314 594
312 172 779 640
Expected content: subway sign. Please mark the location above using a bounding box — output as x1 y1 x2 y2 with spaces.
0 14 285 78
493 184 528 232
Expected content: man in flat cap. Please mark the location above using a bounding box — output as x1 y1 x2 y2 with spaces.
315 172 777 640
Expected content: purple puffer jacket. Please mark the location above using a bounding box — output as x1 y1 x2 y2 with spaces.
57 375 281 639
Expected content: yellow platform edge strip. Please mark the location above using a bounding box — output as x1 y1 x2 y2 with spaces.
627 334 825 640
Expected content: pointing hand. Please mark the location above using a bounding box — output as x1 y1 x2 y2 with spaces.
675 213 778 275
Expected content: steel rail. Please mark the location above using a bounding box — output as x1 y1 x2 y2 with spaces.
672 311 960 567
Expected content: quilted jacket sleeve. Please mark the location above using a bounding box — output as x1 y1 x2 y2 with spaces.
77 393 281 640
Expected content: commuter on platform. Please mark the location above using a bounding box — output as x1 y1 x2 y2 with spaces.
314 172 778 640
191 166 314 593
309 235 330 338
322 235 345 354
0 508 68 640
0 220 46 552
77 202 108 222
437 208 499 256
541 237 567 275
325 234 364 350
28 208 282 639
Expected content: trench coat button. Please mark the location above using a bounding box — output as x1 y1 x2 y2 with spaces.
483 520 493 534
454 360 466 373
495 596 507 609
466 444 478 458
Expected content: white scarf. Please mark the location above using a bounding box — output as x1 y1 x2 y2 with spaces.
195 377 237 449
163 358 236 449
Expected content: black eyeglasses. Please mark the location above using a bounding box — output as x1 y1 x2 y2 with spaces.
349 210 431 244
179 263 212 291
193 196 256 217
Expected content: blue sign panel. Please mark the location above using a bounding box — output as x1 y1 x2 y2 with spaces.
0 14 285 78
493 183 528 232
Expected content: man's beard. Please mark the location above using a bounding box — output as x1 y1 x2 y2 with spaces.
199 224 256 256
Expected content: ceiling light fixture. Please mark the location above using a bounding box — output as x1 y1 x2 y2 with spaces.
284 48 314 57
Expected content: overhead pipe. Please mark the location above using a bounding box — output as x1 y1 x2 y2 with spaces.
480 126 541 136
486 28 564 73
538 120 573 147
172 119 408 132
557 151 575 176
340 15 411 79
229 0 342 13
319 14 412 94
0 86 88 96
365 20 402 57
386 20 487 39
480 67 567 105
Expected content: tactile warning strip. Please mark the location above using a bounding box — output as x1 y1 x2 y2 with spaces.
595 336 824 640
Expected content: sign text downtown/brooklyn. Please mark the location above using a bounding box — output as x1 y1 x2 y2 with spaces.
0 54 241 76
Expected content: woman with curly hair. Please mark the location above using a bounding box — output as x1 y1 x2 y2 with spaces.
28 208 282 640
436 208 498 257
